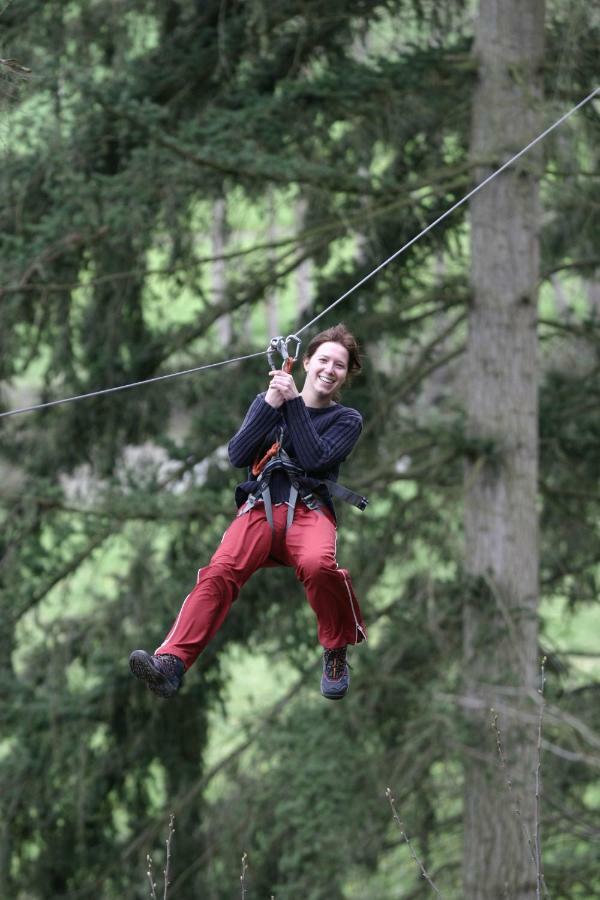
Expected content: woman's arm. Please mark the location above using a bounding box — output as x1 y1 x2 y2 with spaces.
282 397 362 472
227 394 281 468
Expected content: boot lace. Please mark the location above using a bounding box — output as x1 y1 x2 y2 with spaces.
324 646 348 680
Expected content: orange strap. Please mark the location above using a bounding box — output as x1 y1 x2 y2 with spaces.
251 357 295 477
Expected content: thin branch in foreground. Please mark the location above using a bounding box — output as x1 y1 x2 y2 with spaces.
534 659 547 900
164 814 175 900
240 852 248 900
490 708 551 899
384 788 441 896
146 815 175 900
490 709 536 866
146 854 158 900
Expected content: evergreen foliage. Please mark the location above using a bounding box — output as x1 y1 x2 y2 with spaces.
0 1 598 897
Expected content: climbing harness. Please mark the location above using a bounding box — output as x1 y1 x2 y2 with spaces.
241 335 369 529
241 445 368 529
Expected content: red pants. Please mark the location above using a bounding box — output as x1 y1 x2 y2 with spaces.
156 502 367 670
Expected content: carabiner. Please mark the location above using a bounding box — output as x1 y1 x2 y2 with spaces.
266 333 302 372
267 335 285 371
284 333 301 363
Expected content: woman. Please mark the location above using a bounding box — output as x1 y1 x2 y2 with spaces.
129 323 367 701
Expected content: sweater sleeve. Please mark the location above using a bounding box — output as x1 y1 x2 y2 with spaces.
228 394 281 468
282 397 363 472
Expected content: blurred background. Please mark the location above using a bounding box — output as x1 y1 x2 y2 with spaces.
0 1 598 898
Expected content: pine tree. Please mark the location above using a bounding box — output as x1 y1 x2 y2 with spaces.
463 1 545 897
0 2 598 897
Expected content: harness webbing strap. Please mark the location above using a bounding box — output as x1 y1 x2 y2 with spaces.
240 448 368 528
319 479 368 511
287 484 299 530
263 480 274 529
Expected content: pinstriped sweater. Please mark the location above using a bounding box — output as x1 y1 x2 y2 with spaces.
228 393 363 512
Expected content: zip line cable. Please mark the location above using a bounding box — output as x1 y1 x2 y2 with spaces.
0 351 267 419
296 85 600 337
1 86 598 421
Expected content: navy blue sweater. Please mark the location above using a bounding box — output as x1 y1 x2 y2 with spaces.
228 393 363 512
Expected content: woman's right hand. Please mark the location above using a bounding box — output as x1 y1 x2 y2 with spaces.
265 381 284 408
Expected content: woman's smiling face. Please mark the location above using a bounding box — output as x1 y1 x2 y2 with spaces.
302 341 349 406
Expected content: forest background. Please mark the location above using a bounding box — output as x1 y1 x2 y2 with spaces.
0 1 599 898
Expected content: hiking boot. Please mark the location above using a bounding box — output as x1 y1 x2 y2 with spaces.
320 645 349 700
129 650 184 698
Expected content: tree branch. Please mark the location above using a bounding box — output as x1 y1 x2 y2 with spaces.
9 529 115 626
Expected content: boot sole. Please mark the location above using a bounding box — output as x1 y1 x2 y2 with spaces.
320 679 349 701
129 650 180 699
321 690 347 701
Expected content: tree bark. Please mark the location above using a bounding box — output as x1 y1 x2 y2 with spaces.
463 2 545 898
212 196 232 346
265 188 280 338
295 198 313 316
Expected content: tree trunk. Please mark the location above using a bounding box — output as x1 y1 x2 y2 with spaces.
295 198 313 316
265 189 280 338
212 196 231 346
463 2 545 898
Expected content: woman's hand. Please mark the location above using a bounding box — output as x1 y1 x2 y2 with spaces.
264 369 300 408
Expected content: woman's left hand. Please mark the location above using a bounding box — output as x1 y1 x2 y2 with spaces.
268 369 300 402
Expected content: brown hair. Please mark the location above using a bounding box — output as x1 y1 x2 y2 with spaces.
304 323 362 393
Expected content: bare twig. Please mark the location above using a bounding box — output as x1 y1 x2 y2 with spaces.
146 854 158 900
534 659 546 900
385 788 441 896
240 852 248 900
163 814 175 900
490 709 537 867
146 816 175 900
490 707 551 899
